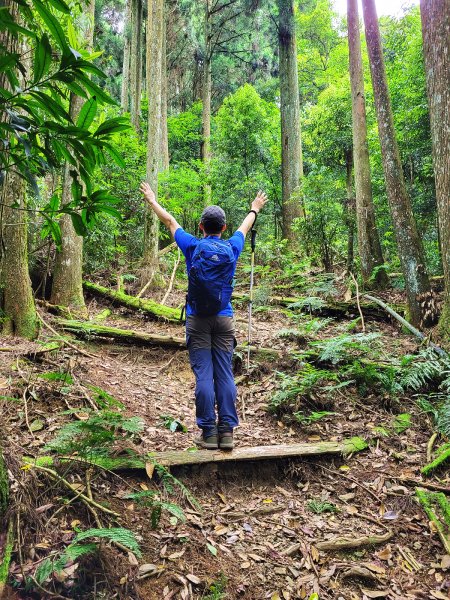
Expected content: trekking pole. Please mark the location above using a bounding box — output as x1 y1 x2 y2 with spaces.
246 227 257 371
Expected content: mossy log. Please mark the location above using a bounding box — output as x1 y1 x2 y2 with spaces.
83 281 181 322
422 442 450 476
232 292 405 321
416 488 450 553
56 319 281 358
25 437 366 470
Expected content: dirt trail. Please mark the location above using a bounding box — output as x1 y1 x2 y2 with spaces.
2 293 448 600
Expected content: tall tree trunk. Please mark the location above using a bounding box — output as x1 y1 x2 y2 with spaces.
420 0 450 336
160 12 169 171
1 173 39 339
345 151 355 274
143 0 163 273
130 0 142 131
121 0 132 111
278 0 304 243
202 0 212 206
347 0 388 289
51 0 95 317
362 0 432 327
0 1 38 339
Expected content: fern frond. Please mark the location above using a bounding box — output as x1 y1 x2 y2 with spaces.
73 528 141 557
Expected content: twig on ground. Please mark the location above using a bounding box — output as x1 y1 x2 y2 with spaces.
350 272 365 332
161 248 181 306
158 351 181 374
31 464 120 518
314 463 381 502
427 432 438 463
37 311 98 359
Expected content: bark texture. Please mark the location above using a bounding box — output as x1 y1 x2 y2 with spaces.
51 0 95 316
160 12 170 170
202 0 212 205
362 0 432 327
420 0 450 336
0 1 38 339
143 0 163 272
130 0 143 131
278 0 304 242
347 0 388 289
121 0 132 111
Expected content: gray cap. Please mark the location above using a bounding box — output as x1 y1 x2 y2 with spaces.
200 205 226 231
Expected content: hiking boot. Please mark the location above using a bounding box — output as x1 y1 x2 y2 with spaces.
219 430 234 450
196 433 219 450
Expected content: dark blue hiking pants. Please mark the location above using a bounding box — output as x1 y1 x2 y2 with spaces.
186 315 238 437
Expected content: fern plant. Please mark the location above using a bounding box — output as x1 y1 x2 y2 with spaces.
45 409 144 457
34 528 141 585
125 490 186 528
310 333 382 364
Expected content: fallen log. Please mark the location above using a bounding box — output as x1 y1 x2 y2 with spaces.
83 281 181 322
232 292 405 321
26 437 367 471
416 488 450 553
56 319 281 359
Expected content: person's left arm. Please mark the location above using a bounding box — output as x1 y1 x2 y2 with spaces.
140 182 181 238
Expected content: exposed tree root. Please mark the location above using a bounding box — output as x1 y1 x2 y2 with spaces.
315 530 393 551
416 488 450 553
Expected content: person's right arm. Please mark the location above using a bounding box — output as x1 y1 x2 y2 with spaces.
140 181 181 238
237 190 269 237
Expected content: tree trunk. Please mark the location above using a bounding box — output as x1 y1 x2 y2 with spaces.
160 12 170 170
420 0 450 336
130 0 142 131
121 0 132 111
0 1 38 340
202 0 212 206
143 0 163 273
1 173 39 339
347 0 388 289
278 0 304 243
51 0 95 317
362 0 432 327
345 151 355 274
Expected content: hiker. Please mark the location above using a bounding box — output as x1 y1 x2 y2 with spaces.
140 181 268 450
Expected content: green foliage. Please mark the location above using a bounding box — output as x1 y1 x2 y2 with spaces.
203 574 228 600
270 365 339 415
124 490 186 528
294 410 335 425
44 408 144 456
0 0 130 244
35 527 141 585
307 499 338 514
38 370 73 384
310 333 382 365
159 415 188 433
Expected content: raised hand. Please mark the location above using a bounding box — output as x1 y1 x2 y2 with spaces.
140 181 156 204
251 190 268 213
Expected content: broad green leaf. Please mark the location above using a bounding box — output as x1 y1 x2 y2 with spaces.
46 0 71 14
32 0 69 54
66 20 78 49
33 34 52 84
76 96 97 129
94 117 130 137
70 213 88 236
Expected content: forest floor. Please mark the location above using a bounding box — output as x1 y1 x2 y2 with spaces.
1 271 449 600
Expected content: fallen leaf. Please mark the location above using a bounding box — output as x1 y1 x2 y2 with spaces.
207 543 218 556
382 510 399 520
186 574 201 585
248 553 265 562
440 555 450 570
30 419 44 432
145 462 155 479
240 562 251 569
361 590 390 598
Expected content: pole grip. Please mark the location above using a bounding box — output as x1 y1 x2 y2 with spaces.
250 228 257 253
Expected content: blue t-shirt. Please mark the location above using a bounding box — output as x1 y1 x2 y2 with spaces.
174 227 245 317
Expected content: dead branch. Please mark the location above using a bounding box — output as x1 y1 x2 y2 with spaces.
315 530 393 551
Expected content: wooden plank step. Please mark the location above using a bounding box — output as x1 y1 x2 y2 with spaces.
26 437 367 471
149 438 367 467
